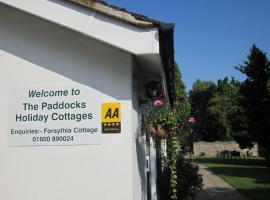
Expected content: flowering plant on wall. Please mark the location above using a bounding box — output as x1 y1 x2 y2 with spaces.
147 64 202 200
146 98 177 139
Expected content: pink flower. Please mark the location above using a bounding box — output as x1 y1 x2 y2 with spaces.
154 99 164 107
188 117 195 124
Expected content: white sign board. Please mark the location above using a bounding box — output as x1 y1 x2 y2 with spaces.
8 86 101 146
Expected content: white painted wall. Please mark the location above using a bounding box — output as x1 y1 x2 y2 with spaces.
131 62 148 200
0 3 137 200
0 0 159 55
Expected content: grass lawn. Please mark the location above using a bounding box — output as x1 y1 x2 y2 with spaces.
197 157 270 200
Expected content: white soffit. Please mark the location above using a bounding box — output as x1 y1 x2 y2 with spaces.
0 0 159 55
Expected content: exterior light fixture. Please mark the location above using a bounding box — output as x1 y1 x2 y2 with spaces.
145 81 161 99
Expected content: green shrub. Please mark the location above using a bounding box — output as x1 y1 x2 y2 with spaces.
158 155 203 200
146 103 177 128
176 156 203 200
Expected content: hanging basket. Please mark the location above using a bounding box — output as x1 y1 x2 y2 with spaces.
146 123 156 136
156 124 168 139
146 123 168 139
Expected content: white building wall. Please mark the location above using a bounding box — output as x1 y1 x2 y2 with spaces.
131 62 148 200
0 4 135 200
0 0 160 55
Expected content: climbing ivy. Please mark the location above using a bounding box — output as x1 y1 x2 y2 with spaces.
147 63 201 200
167 63 192 200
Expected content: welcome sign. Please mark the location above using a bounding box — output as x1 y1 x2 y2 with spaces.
8 86 102 146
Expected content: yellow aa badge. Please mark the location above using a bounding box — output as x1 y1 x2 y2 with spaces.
102 103 121 133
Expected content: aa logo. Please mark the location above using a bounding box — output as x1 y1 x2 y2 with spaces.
105 108 119 119
102 103 121 133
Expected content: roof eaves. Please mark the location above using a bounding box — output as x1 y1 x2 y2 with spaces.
159 23 176 106
69 0 176 106
69 0 159 28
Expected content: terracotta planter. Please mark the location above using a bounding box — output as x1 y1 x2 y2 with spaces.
146 123 156 136
146 123 168 139
156 124 168 139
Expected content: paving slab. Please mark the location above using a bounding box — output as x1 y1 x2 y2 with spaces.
195 164 250 200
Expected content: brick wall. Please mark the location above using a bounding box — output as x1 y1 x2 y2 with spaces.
193 141 258 157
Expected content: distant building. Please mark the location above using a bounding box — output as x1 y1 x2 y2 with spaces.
0 1 175 200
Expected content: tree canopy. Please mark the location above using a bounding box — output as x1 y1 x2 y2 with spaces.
189 78 243 142
189 80 216 141
236 45 270 154
189 45 270 157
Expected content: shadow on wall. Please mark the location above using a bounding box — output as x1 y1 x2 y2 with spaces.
132 85 148 198
0 3 131 100
136 137 147 197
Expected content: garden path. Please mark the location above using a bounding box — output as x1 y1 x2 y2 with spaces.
195 164 250 200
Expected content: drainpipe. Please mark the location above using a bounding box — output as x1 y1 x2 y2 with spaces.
149 137 157 200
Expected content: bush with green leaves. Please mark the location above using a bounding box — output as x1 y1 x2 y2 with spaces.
176 156 203 200
146 103 177 128
149 64 203 200
158 155 203 200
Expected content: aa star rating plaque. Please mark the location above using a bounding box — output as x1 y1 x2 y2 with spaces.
101 103 121 133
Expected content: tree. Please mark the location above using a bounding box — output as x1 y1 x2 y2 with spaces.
207 77 241 141
189 80 216 141
173 63 191 145
189 78 244 142
229 80 252 149
236 44 270 159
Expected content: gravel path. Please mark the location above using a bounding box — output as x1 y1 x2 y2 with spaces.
195 164 250 200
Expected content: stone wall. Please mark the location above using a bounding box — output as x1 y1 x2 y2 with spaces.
193 141 258 157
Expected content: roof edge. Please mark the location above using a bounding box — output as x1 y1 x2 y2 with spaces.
69 0 159 28
69 0 176 105
159 23 175 106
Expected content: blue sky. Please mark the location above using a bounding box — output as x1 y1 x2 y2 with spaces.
107 0 270 91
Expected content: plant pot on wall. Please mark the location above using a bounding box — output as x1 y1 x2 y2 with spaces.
146 124 168 139
146 123 157 136
156 124 168 139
